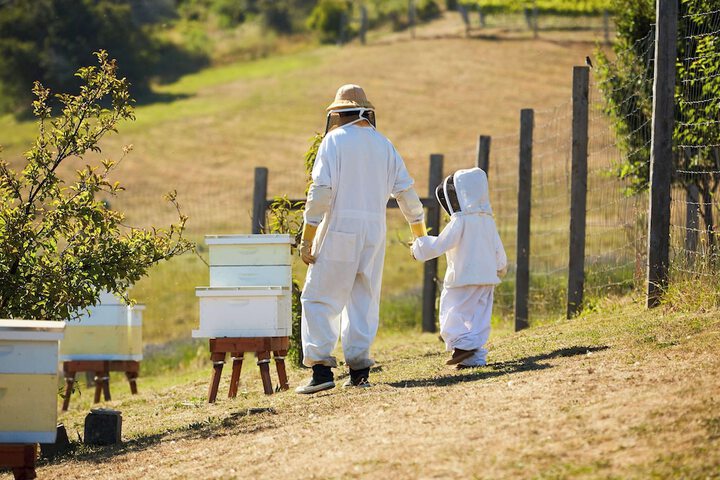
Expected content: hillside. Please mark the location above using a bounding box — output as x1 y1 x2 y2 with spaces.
3 298 717 479
0 13 611 343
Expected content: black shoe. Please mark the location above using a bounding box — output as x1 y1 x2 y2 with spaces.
295 365 335 394
342 367 371 388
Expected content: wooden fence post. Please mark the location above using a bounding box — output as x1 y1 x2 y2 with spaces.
477 135 491 175
646 0 678 307
458 5 470 37
409 0 417 39
252 167 269 234
515 109 533 331
567 66 590 318
360 5 368 45
603 9 611 45
422 154 444 333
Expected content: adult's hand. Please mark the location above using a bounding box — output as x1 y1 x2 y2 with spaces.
299 240 315 265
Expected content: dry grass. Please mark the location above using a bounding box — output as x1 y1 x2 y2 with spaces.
3 297 717 479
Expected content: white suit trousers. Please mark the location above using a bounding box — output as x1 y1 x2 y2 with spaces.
439 285 494 366
301 216 385 370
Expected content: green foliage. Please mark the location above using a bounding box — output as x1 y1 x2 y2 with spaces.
0 0 206 115
416 0 442 22
307 0 353 43
595 0 654 194
597 0 720 246
0 51 193 321
177 0 314 33
462 0 612 15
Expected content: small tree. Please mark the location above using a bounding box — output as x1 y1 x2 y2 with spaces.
596 0 720 253
0 51 193 321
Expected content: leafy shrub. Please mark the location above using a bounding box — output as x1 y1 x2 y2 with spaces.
307 0 352 43
416 0 442 21
212 0 247 28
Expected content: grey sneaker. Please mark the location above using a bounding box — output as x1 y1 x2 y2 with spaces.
296 379 335 394
295 365 335 394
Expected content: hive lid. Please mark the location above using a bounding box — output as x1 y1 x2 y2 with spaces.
205 234 294 245
0 319 66 341
195 286 287 297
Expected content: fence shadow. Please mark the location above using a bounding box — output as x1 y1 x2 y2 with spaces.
386 345 609 389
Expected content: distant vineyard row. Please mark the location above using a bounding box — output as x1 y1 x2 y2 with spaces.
461 0 613 15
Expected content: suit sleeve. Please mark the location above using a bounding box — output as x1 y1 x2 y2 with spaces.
411 218 463 261
494 226 508 276
303 137 335 226
389 144 414 197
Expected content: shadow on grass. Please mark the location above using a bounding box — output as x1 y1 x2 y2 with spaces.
38 407 278 467
387 345 610 389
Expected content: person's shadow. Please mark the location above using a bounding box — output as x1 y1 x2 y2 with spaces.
387 345 609 389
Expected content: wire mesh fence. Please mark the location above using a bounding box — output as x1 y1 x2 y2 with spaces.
670 6 720 288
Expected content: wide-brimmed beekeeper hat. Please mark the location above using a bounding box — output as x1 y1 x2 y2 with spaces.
326 84 375 112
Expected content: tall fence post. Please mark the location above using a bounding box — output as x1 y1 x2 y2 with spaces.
409 0 417 39
646 0 678 308
603 9 611 45
567 66 590 318
515 109 533 331
252 167 269 234
476 135 491 175
360 5 368 45
422 154 443 333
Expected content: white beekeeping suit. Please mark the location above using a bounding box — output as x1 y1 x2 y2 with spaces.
296 85 425 393
412 168 507 367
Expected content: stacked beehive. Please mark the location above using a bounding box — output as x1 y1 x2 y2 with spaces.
0 320 65 443
60 291 144 361
193 234 293 339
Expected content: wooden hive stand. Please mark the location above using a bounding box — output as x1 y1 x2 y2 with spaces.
207 336 289 402
61 360 140 411
0 444 37 480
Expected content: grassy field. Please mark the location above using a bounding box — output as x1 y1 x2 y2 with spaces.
0 12 613 344
2 294 717 479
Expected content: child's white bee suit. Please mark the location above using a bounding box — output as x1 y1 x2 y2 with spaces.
412 168 507 366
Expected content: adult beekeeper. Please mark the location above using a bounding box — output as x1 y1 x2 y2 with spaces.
296 84 426 394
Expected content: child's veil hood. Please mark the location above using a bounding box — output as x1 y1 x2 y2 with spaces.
453 167 492 215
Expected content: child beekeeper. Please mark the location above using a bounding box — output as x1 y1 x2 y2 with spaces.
411 168 507 367
296 84 427 394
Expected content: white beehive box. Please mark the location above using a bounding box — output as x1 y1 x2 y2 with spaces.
0 319 65 443
60 292 144 361
193 234 293 338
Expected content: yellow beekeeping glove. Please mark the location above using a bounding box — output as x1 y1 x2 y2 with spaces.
410 222 427 239
299 224 318 265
